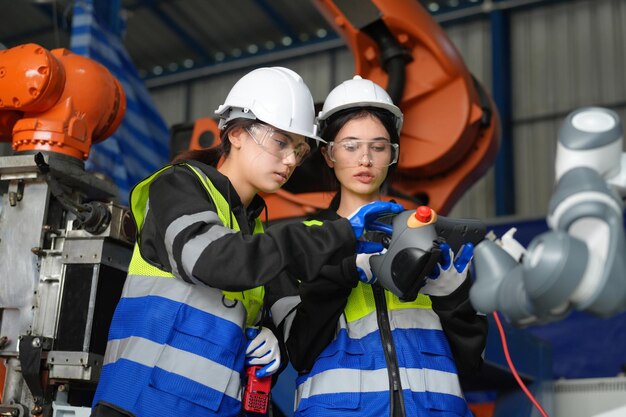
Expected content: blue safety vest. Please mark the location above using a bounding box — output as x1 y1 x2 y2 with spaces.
294 282 473 417
92 163 264 417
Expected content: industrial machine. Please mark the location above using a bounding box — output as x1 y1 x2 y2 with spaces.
0 43 132 416
470 106 626 326
0 1 502 416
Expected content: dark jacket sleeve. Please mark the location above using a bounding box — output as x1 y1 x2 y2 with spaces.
429 274 488 376
268 210 359 373
199 219 356 290
139 166 357 290
286 257 358 373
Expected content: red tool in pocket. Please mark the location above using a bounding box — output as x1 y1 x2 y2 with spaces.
243 365 271 414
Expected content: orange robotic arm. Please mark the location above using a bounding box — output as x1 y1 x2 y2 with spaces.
185 1 500 220
313 0 500 215
0 43 126 160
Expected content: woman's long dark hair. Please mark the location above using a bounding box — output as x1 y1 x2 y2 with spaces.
171 118 257 166
320 107 400 211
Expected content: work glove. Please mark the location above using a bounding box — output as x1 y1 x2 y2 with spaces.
245 327 280 378
420 242 474 297
356 253 377 284
348 201 404 253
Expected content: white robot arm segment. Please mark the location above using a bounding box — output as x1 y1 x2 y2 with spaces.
470 107 626 326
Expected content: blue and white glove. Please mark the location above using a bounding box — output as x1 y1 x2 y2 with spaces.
245 327 280 378
420 242 474 297
356 253 378 284
348 201 404 253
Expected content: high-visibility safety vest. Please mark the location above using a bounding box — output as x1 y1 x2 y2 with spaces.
92 163 265 417
294 222 472 417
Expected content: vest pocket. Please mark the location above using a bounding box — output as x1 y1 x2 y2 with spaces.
149 333 239 411
407 342 466 415
148 307 245 412
415 335 457 375
296 341 364 413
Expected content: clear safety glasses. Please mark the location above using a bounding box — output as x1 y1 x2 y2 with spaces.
327 139 399 167
245 124 311 166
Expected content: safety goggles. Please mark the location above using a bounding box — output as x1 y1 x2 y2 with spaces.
245 124 311 166
327 139 399 167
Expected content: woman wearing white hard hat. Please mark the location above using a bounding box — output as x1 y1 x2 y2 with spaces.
271 76 487 417
90 68 403 417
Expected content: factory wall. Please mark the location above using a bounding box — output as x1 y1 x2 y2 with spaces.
151 0 626 220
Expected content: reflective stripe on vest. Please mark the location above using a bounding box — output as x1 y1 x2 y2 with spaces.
294 280 468 416
94 163 264 417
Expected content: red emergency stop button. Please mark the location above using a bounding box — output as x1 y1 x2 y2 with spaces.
415 206 432 223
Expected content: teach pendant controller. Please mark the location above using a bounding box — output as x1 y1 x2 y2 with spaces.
370 206 442 301
370 205 486 301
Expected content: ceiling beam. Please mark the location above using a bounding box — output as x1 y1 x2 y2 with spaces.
254 0 299 41
144 0 213 65
433 0 569 23
144 36 343 89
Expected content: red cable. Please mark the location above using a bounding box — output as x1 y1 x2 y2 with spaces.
492 311 550 417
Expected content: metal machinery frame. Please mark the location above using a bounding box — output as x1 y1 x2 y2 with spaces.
0 154 133 417
0 44 130 416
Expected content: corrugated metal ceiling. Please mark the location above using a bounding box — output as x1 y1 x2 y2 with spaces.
0 0 339 79
0 0 514 83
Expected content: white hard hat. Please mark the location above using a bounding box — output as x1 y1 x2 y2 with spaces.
215 67 323 142
317 75 403 135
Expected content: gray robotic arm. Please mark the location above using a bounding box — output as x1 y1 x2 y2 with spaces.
470 107 626 326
